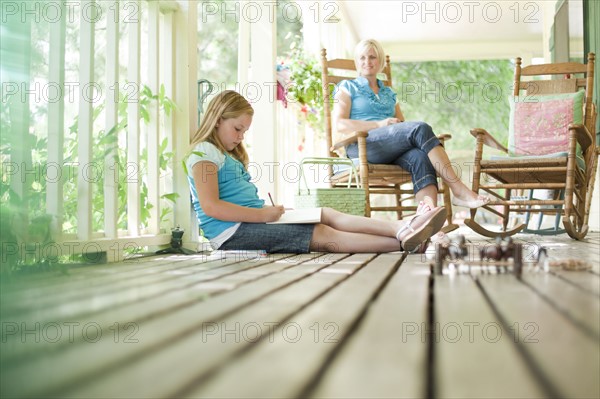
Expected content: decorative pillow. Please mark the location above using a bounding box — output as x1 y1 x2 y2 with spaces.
508 91 584 156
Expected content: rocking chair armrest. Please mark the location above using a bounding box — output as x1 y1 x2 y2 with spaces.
470 128 508 153
591 103 598 138
331 131 369 152
437 133 452 147
568 123 593 152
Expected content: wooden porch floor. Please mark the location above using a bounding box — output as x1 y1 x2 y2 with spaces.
1 229 599 398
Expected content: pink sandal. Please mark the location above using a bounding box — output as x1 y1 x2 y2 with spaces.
396 207 447 252
416 200 435 215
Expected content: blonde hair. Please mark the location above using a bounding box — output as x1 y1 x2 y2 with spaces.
190 90 254 168
354 39 386 74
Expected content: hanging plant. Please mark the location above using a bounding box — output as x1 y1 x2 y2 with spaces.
277 36 330 134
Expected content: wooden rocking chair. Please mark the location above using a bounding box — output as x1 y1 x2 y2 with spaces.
465 53 598 240
320 48 458 232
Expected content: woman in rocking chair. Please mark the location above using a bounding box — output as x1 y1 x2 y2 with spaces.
334 39 490 243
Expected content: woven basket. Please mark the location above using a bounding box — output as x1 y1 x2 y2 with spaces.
294 157 366 216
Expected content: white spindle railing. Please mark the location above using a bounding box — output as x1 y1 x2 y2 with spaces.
127 0 141 238
50 0 185 260
47 0 66 241
160 2 177 237
0 0 266 263
104 0 119 239
76 0 95 241
10 8 32 234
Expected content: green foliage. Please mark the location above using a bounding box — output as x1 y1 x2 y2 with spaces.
0 2 184 273
279 42 513 149
63 84 177 233
277 1 303 56
0 205 20 273
0 84 177 272
197 0 303 87
392 59 514 154
197 0 239 86
0 200 64 274
278 34 327 133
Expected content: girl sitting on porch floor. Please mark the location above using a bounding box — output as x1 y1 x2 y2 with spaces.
185 90 447 253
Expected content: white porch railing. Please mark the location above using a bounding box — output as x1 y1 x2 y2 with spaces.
1 0 198 264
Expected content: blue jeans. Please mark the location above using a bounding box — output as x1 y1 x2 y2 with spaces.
346 121 440 193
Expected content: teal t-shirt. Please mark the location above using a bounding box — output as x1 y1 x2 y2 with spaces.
337 76 397 121
186 142 264 240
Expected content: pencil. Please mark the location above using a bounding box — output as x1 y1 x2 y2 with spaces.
268 192 275 206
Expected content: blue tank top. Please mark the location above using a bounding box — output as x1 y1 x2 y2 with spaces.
186 142 264 239
337 76 396 121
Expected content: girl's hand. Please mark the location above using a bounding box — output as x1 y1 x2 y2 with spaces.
262 206 285 222
377 118 400 128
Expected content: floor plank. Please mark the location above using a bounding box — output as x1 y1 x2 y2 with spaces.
183 254 402 398
62 254 359 398
0 254 329 398
476 274 600 398
1 255 214 312
0 254 197 294
520 272 600 340
546 268 600 296
310 253 430 399
2 255 281 325
0 232 598 399
0 255 298 365
434 274 546 398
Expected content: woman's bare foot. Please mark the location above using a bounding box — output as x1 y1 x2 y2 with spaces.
451 188 490 209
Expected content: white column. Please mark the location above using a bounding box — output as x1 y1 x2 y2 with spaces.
303 0 354 59
248 1 277 201
299 1 322 57
147 0 161 234
172 0 197 246
161 2 178 235
238 9 250 87
542 0 559 62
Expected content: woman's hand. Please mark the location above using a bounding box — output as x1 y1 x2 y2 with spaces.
377 118 401 128
261 206 285 222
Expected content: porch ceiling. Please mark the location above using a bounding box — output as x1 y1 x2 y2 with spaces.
338 0 583 62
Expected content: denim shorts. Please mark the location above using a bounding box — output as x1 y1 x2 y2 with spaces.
346 121 440 193
219 223 315 253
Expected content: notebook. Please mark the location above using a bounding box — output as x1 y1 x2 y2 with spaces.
267 208 322 224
